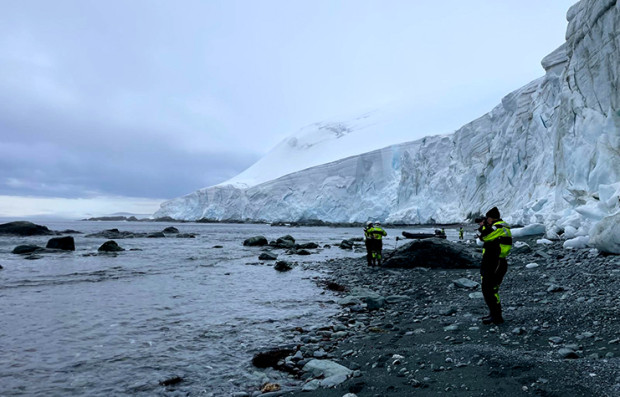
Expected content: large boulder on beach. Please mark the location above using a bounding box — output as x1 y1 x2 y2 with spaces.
46 236 75 251
98 240 124 252
0 221 54 236
243 236 268 246
162 226 179 234
383 238 478 268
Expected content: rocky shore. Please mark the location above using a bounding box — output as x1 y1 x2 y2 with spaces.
244 235 619 397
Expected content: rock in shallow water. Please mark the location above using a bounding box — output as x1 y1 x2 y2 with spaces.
46 236 75 251
98 240 124 252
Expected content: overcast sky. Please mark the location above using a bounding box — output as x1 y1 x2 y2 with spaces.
0 0 577 218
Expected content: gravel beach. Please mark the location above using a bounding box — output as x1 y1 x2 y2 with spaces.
249 235 620 397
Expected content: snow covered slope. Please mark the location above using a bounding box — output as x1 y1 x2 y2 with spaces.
156 0 620 250
220 111 379 189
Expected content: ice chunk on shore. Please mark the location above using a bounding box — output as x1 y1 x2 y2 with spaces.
512 224 546 237
563 236 590 250
589 213 620 254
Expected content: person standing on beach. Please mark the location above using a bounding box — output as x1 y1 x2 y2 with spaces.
366 222 387 266
459 227 464 240
363 222 373 266
478 207 512 325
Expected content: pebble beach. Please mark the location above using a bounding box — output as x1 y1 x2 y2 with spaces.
245 234 620 397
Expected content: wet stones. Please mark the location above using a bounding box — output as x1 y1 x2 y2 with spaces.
252 346 296 369
86 228 145 239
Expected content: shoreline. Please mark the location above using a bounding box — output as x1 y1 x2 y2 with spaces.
78 216 468 229
245 235 620 396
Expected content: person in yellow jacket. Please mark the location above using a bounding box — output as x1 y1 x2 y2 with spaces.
366 222 387 266
477 207 512 325
363 222 374 266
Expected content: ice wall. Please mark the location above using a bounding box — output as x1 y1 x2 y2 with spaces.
156 0 620 236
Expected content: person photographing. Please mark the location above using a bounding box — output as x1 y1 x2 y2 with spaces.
477 207 512 325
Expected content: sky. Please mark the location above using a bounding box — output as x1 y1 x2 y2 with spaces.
0 0 578 219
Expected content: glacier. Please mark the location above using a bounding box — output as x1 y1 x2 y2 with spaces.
156 0 620 252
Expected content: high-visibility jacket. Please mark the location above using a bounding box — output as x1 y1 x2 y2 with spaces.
367 226 387 240
480 220 512 258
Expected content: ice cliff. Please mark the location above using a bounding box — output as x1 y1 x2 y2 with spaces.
156 0 619 250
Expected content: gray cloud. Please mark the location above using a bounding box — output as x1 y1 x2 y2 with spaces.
0 0 577 207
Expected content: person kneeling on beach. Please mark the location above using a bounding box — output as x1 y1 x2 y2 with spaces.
477 207 512 325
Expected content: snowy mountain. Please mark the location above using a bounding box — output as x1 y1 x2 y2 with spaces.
155 0 619 251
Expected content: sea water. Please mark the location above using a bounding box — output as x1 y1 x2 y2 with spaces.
0 221 439 396
0 221 450 395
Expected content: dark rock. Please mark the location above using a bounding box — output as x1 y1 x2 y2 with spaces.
58 229 82 234
86 229 145 239
147 232 166 238
252 347 296 368
244 236 268 246
271 235 296 248
0 221 54 236
159 376 183 386
297 242 319 249
98 240 124 252
46 236 75 251
259 252 278 260
296 249 312 255
213 245 223 248
325 281 347 292
339 240 354 250
162 226 179 234
383 238 479 269
0 264 2 269
279 235 295 244
176 233 196 238
274 261 293 271
12 245 44 255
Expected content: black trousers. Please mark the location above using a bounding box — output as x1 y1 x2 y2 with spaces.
365 240 372 265
481 257 508 318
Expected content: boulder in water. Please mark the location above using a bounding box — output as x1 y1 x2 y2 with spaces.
243 236 268 246
98 240 124 252
46 236 75 251
12 245 44 255
162 226 180 234
147 232 166 238
274 260 293 271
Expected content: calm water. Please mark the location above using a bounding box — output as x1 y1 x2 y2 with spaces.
0 221 435 396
